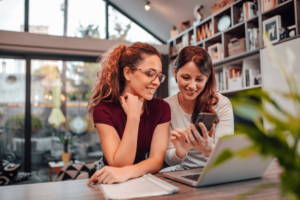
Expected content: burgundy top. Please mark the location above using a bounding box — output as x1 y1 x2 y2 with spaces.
93 98 171 165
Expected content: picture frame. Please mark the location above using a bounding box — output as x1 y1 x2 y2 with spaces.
263 15 282 44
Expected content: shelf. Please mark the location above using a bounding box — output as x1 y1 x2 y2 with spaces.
167 26 194 43
224 21 245 34
246 15 259 23
213 48 260 66
220 84 262 95
261 0 294 16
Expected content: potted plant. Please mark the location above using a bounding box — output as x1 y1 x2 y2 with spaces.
58 135 73 164
208 33 300 199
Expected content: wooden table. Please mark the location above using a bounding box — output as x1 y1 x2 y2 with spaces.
1 160 283 200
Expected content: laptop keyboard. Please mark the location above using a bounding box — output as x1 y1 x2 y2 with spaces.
181 174 201 181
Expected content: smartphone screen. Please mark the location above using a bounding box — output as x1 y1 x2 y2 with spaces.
193 113 217 136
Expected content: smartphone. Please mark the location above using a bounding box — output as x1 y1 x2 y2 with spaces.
193 113 217 136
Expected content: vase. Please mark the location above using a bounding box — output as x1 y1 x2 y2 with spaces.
61 152 70 164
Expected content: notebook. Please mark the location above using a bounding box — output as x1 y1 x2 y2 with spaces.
97 173 179 200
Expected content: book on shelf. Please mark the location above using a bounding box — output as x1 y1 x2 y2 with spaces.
247 28 260 50
220 71 223 91
243 1 256 21
215 73 220 91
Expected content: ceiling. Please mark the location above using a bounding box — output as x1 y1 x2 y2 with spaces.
109 0 219 43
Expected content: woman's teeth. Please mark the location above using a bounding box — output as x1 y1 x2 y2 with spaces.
147 87 155 93
185 89 197 94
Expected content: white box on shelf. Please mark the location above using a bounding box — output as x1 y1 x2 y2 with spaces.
228 77 243 90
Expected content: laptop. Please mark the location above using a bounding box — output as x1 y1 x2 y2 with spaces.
162 134 274 187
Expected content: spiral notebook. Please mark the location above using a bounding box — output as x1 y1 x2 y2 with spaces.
97 173 179 200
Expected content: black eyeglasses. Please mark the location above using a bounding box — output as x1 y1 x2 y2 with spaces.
134 69 166 83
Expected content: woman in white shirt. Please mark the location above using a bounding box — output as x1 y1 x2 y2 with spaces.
163 46 234 171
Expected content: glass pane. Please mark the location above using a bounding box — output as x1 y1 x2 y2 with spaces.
108 6 162 45
68 0 106 39
29 0 64 35
0 58 26 170
0 0 24 32
30 60 101 180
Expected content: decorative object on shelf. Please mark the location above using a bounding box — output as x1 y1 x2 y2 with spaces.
251 0 259 15
177 20 190 32
211 0 235 14
208 43 223 63
287 25 296 37
279 27 288 40
261 0 276 13
58 135 73 164
170 26 179 39
228 37 246 57
193 5 204 26
238 7 244 23
254 74 262 85
190 34 195 45
262 15 282 44
218 15 231 32
201 25 206 39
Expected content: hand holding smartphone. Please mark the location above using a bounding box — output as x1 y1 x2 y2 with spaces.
193 113 217 137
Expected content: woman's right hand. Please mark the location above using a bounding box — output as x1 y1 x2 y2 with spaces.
170 128 193 159
120 93 143 119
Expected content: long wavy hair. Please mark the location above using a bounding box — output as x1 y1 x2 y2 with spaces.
175 46 219 123
88 42 161 122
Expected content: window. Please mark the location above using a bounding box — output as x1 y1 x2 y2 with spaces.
0 0 24 32
29 0 106 38
108 6 162 45
30 59 101 174
29 0 64 36
67 0 106 39
0 58 26 167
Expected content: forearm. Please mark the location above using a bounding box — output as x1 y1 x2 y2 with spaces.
111 116 140 167
124 157 164 179
165 148 185 166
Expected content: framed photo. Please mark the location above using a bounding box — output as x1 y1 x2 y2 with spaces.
208 43 222 63
263 15 282 44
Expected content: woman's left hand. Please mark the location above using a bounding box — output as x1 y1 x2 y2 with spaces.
87 166 131 185
187 123 216 157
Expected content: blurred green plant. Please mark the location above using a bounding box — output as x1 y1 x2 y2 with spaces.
58 135 73 153
208 32 300 200
5 113 42 132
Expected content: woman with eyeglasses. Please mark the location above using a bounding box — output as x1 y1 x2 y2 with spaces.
87 42 170 185
163 46 234 171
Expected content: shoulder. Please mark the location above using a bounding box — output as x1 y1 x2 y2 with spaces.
149 97 170 110
213 93 233 113
94 101 120 113
163 94 178 108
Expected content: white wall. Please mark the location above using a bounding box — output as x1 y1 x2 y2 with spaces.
260 37 300 130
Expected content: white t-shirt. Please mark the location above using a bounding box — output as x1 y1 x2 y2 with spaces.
164 93 234 170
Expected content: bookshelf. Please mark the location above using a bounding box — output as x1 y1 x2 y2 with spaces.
167 0 300 96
